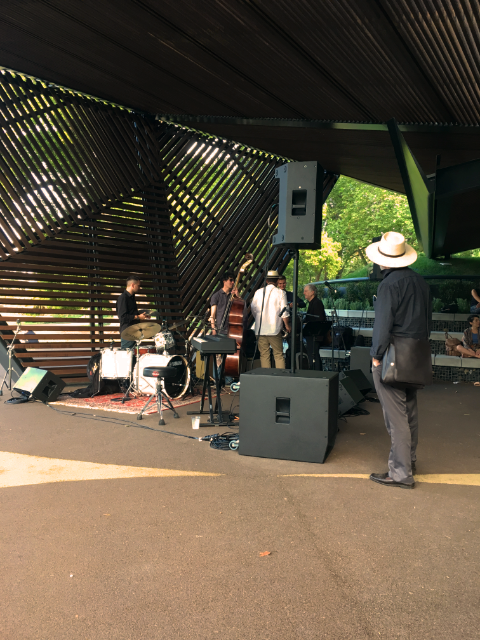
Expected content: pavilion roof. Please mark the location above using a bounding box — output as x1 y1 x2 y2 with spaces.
1 0 480 190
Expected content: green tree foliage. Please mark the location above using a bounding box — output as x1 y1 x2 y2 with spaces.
283 232 342 293
324 176 419 276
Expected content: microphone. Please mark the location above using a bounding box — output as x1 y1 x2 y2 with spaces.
16 318 21 325
278 306 289 317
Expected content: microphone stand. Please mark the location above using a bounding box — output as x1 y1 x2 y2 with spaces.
325 281 341 372
290 249 298 374
0 321 22 396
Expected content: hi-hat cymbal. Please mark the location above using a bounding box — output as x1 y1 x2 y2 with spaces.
121 322 160 341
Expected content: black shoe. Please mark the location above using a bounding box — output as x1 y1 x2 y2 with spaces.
370 473 415 489
412 462 416 474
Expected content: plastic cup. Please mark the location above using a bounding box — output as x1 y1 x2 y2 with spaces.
192 416 200 429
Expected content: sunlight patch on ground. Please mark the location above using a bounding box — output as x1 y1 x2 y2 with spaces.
0 452 221 488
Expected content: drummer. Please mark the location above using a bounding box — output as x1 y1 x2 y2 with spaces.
116 276 150 349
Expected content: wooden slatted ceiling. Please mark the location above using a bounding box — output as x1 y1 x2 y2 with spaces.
0 69 338 382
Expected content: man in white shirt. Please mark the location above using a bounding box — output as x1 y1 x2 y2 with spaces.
251 270 291 368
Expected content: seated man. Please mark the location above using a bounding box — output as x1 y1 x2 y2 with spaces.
457 314 480 358
471 284 480 314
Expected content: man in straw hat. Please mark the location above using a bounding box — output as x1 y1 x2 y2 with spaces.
251 270 291 368
366 232 431 489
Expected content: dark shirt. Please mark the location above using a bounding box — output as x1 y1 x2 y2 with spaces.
303 296 326 336
210 289 231 334
286 290 306 309
370 267 431 360
116 290 139 337
210 288 249 335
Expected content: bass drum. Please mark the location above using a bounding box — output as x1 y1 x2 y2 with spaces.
134 353 190 399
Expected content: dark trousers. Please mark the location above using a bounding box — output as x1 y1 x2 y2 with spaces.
121 338 135 350
305 336 323 371
373 364 418 484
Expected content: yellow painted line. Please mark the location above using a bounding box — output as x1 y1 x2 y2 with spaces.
415 474 480 486
281 474 370 479
0 452 221 489
280 473 480 486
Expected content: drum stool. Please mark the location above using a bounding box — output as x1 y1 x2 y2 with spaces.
137 366 180 425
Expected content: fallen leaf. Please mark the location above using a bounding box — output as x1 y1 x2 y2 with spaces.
259 551 271 557
360 433 366 435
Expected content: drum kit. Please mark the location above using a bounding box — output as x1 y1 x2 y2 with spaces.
99 319 193 403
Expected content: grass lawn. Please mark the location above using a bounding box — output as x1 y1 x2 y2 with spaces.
344 255 480 280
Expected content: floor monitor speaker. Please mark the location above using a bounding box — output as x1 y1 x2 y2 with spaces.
239 368 339 463
338 372 364 416
342 368 372 395
14 367 65 403
349 347 374 388
272 161 324 249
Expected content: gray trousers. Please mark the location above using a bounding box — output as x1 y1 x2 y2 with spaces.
373 364 418 484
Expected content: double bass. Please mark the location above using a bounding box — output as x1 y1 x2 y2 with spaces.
220 254 254 378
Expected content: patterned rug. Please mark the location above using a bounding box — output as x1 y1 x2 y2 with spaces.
53 391 214 415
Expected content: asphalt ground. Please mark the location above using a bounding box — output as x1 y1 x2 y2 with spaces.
1 381 479 639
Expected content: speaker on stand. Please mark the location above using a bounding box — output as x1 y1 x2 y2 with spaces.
272 161 324 250
239 161 343 463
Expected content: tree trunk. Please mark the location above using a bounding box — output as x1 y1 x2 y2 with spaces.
357 247 368 265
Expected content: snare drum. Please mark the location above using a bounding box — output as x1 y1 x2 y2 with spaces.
100 348 133 379
139 347 156 355
133 353 190 399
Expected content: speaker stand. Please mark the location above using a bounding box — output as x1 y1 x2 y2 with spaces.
0 323 22 396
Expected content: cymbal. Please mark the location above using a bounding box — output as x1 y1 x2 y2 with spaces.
167 315 203 330
121 322 160 341
168 319 188 331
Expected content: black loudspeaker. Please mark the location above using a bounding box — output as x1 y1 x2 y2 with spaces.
338 373 364 416
272 161 324 249
349 347 374 388
14 367 65 403
239 368 339 463
342 368 372 395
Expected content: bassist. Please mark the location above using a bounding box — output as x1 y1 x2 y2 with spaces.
209 270 248 383
209 271 247 335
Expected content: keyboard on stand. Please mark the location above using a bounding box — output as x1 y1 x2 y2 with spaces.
192 334 237 355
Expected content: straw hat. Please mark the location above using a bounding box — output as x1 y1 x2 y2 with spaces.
365 232 417 268
266 270 280 278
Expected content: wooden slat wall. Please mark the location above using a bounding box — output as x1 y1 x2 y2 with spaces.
0 70 338 382
0 190 181 381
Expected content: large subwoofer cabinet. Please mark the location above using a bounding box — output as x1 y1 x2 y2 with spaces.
239 368 339 463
